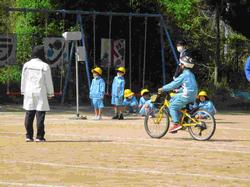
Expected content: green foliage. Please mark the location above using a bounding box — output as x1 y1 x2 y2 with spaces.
160 0 198 30
0 65 21 84
14 0 54 64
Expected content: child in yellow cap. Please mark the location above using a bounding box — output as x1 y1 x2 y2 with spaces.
139 89 150 110
111 67 125 120
89 67 105 120
194 90 216 117
123 89 138 113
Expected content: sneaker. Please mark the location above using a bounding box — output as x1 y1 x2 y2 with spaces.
168 124 182 133
92 116 98 120
112 114 119 119
97 115 102 120
26 138 34 142
119 113 124 120
35 138 46 142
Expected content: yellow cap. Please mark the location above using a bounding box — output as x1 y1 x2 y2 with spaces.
91 67 102 75
124 89 134 98
198 90 208 97
141 89 150 96
117 67 126 74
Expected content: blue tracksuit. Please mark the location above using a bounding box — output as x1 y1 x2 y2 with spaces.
111 76 125 106
194 100 216 116
89 76 105 109
139 99 154 116
162 69 198 123
244 56 250 81
139 96 149 108
123 96 138 112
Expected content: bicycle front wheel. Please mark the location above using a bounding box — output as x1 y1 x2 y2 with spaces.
188 109 216 141
144 108 170 139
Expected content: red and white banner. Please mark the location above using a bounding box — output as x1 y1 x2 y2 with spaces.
100 38 125 68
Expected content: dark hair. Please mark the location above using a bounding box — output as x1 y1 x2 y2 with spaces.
32 45 46 62
176 40 187 46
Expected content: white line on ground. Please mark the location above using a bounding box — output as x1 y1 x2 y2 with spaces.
0 181 65 187
2 160 250 182
0 132 250 154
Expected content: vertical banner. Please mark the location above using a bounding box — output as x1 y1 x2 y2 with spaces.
100 38 111 67
43 37 69 68
100 38 125 68
0 34 16 66
112 39 125 67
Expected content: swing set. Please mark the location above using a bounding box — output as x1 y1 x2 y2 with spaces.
4 7 179 102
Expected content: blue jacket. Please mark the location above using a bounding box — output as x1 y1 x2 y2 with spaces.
123 96 138 107
139 96 149 107
197 100 216 116
244 56 250 81
162 69 198 101
112 76 125 98
89 76 105 99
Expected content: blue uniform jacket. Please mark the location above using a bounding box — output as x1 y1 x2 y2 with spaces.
89 77 105 99
139 97 149 107
112 76 125 98
123 96 138 106
162 69 198 101
195 100 216 116
244 56 250 81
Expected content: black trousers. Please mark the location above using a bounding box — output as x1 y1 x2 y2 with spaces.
24 110 46 139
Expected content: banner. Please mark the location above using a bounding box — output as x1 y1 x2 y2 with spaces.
43 37 69 68
112 39 125 67
100 38 111 67
0 34 16 66
100 38 125 68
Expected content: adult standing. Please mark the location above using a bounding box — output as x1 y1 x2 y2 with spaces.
21 45 54 142
244 56 250 81
173 40 191 79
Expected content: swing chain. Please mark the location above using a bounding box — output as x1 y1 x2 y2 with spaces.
93 12 96 67
142 17 148 88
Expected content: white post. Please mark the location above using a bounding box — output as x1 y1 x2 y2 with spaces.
62 31 83 119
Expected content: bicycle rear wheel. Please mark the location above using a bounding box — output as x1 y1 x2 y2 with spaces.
144 108 170 139
188 109 216 141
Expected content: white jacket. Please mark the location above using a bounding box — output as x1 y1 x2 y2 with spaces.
21 58 54 111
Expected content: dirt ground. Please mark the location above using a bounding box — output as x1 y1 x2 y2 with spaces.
0 105 250 187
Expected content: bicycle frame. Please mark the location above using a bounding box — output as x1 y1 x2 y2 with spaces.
159 97 201 127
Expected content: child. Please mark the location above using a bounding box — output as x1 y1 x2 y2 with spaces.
89 67 105 120
123 89 138 113
139 89 150 109
111 67 126 120
158 55 198 133
195 90 216 117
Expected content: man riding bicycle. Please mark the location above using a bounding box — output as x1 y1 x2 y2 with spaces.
158 55 198 133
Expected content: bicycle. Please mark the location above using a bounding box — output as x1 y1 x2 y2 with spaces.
144 93 216 141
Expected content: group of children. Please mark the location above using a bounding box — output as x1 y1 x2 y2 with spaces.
89 40 216 133
89 65 153 120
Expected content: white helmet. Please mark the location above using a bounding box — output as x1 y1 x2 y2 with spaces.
179 56 194 68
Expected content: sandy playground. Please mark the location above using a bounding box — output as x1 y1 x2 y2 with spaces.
0 105 250 187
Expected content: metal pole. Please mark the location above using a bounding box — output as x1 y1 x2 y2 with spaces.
160 16 178 65
77 14 91 89
142 17 148 88
160 19 166 84
75 40 79 117
93 13 96 66
129 14 132 89
6 7 162 18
